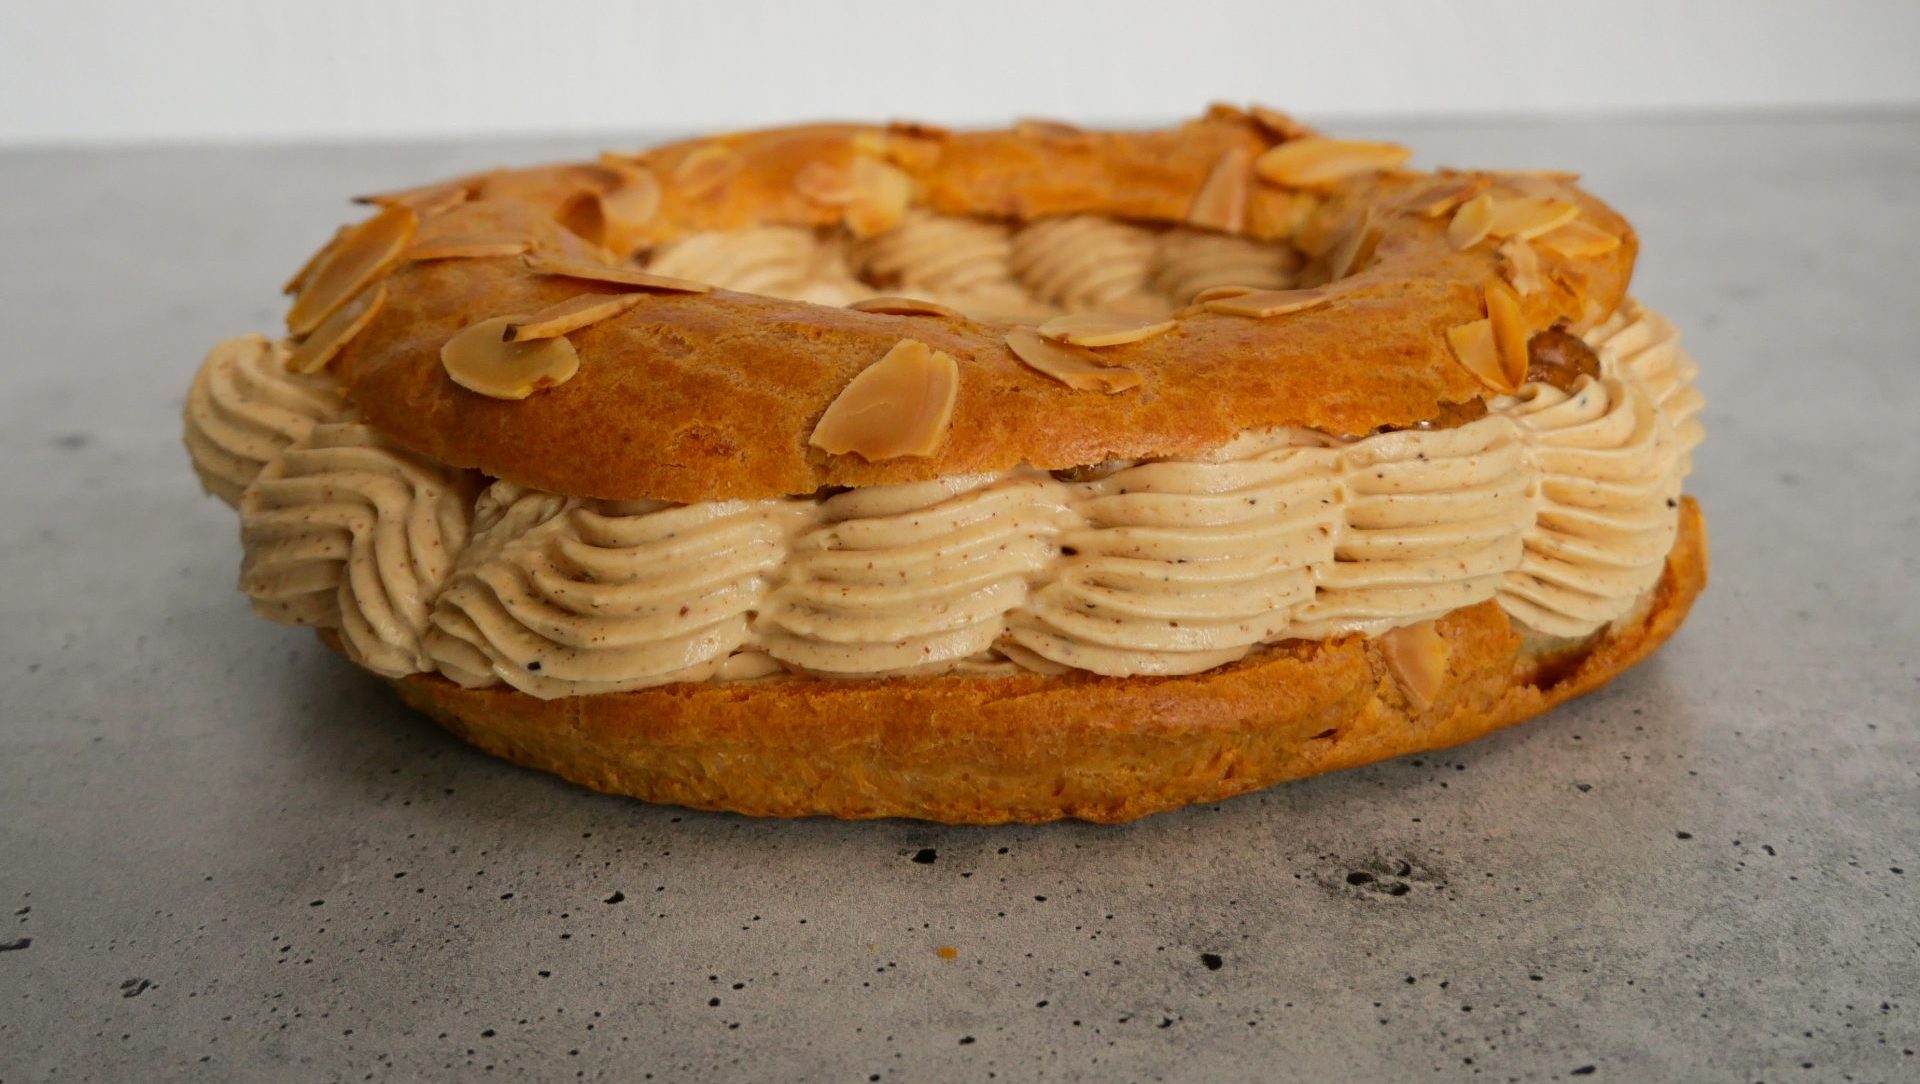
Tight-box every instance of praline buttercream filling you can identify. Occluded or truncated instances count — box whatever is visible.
[185,301,1701,700]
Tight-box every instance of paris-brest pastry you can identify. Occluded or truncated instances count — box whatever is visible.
[184,106,1707,823]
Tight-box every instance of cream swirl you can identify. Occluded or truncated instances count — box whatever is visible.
[1150,230,1301,302]
[1290,415,1536,639]
[1007,215,1161,313]
[1494,375,1682,638]
[183,335,346,506]
[238,422,471,677]
[759,474,1077,676]
[648,225,867,305]
[1006,431,1340,676]
[425,483,810,697]
[1586,299,1705,471]
[849,209,1019,297]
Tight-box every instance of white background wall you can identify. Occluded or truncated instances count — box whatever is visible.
[3,0,1917,145]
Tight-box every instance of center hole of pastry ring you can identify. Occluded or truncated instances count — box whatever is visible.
[615,211,1314,325]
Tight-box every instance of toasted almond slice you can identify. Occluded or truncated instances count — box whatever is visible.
[502,292,648,342]
[522,254,713,294]
[555,189,608,248]
[1446,318,1518,394]
[1493,169,1580,199]
[404,236,531,262]
[353,180,471,218]
[847,296,964,319]
[282,225,349,296]
[1485,197,1581,241]
[794,160,857,206]
[288,281,386,375]
[1189,284,1256,305]
[810,339,960,458]
[1484,282,1530,390]
[1536,219,1622,258]
[1449,193,1496,249]
[672,145,743,198]
[1014,118,1094,146]
[1037,313,1176,348]
[1254,138,1412,188]
[601,167,662,232]
[1381,621,1451,710]
[1496,237,1544,296]
[1405,175,1490,218]
[844,157,914,238]
[1326,212,1381,280]
[1201,286,1332,319]
[442,315,581,400]
[1187,147,1253,233]
[287,204,418,337]
[1005,327,1142,394]
[1249,105,1314,142]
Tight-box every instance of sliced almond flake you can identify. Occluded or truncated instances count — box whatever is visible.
[1036,313,1176,348]
[810,339,961,458]
[352,180,472,218]
[844,157,914,238]
[1484,282,1530,390]
[793,160,857,206]
[1568,294,1609,337]
[888,119,953,141]
[555,189,608,248]
[1005,327,1142,394]
[1201,286,1333,319]
[1535,219,1622,258]
[288,281,386,375]
[1249,105,1314,142]
[286,204,418,337]
[1325,212,1382,280]
[1446,318,1518,394]
[282,225,349,296]
[672,145,743,198]
[1381,621,1450,710]
[1254,138,1412,188]
[1485,197,1581,241]
[600,166,662,233]
[1014,118,1094,146]
[1404,175,1490,218]
[441,315,581,400]
[1449,193,1496,249]
[1496,237,1544,296]
[1187,147,1253,233]
[847,296,965,319]
[502,292,648,342]
[1492,169,1581,199]
[404,236,531,262]
[1190,284,1256,304]
[522,254,713,294]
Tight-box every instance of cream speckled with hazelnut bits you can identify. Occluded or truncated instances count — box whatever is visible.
[185,299,1700,699]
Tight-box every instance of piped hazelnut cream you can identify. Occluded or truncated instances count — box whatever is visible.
[185,301,1701,700]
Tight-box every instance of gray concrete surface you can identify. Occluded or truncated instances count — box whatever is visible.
[1,114,1916,1083]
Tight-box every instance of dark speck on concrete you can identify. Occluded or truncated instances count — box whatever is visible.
[1200,953,1224,971]
[1675,831,1693,840]
[604,891,625,904]
[1,937,33,952]
[308,899,324,907]
[1570,1067,1597,1076]
[119,978,152,999]
[911,848,937,864]
[958,1035,975,1045]
[52,433,91,450]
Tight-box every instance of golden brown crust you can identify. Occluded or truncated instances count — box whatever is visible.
[324,111,1637,503]
[381,499,1705,824]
